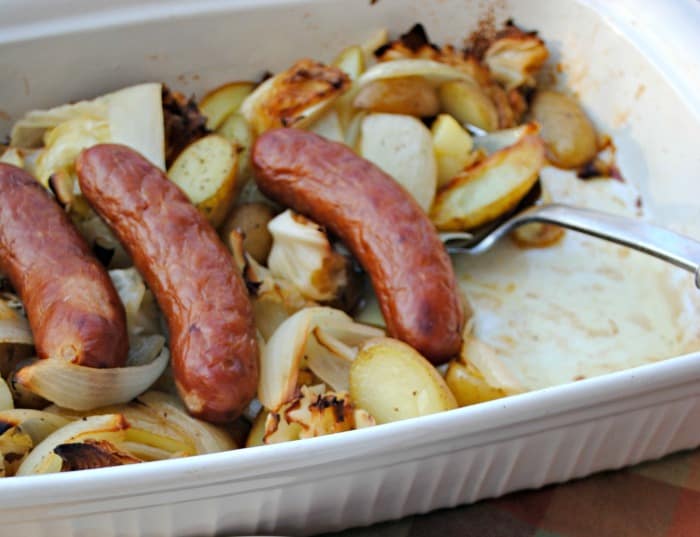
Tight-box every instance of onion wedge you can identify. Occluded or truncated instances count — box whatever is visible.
[14,341,169,411]
[259,307,383,410]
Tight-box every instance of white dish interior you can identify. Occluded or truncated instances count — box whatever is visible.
[0,1,698,535]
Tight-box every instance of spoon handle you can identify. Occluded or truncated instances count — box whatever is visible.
[522,204,700,288]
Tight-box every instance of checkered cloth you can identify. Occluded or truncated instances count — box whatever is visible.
[321,448,700,537]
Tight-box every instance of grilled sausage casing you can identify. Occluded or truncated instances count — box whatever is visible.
[0,163,128,368]
[252,129,464,364]
[76,145,259,422]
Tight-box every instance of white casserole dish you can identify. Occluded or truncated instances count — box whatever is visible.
[0,0,699,535]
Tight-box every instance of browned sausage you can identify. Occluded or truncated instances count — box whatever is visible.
[76,144,258,422]
[0,163,127,368]
[252,129,464,364]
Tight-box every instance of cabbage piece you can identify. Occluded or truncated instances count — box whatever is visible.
[267,210,349,302]
[109,268,160,337]
[263,384,375,444]
[484,28,549,90]
[11,83,164,170]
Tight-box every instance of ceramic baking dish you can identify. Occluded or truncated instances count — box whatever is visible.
[0,0,699,535]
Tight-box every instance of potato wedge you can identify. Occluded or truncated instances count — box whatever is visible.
[245,409,268,448]
[240,59,350,134]
[217,112,254,185]
[511,221,565,248]
[431,113,474,187]
[530,90,598,169]
[350,338,457,424]
[510,180,565,248]
[445,360,508,406]
[199,81,255,130]
[484,31,549,90]
[430,134,545,230]
[333,45,365,81]
[167,134,238,227]
[439,80,499,132]
[354,76,439,117]
[359,113,437,212]
[220,202,275,264]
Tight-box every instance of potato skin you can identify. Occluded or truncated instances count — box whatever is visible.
[530,90,598,169]
[0,163,127,368]
[252,129,464,364]
[76,145,258,422]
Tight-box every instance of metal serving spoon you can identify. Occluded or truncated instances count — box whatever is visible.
[440,203,700,289]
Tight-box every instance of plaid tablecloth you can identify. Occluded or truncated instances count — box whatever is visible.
[321,448,700,537]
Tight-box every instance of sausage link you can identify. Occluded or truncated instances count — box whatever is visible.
[76,144,258,422]
[252,129,464,364]
[0,163,127,368]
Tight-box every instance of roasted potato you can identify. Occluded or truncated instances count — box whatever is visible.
[439,80,499,132]
[240,59,350,134]
[354,76,439,117]
[430,134,545,230]
[245,409,268,447]
[216,112,254,185]
[445,359,508,406]
[349,338,457,424]
[199,81,255,130]
[167,134,238,227]
[510,181,565,248]
[530,90,598,169]
[431,113,474,187]
[511,220,565,248]
[220,202,275,264]
[359,113,437,212]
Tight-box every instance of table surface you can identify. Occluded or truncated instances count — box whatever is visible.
[320,447,700,537]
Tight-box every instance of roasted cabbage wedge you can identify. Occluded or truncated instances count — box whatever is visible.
[484,28,549,90]
[430,132,545,230]
[241,59,350,134]
[263,384,375,444]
